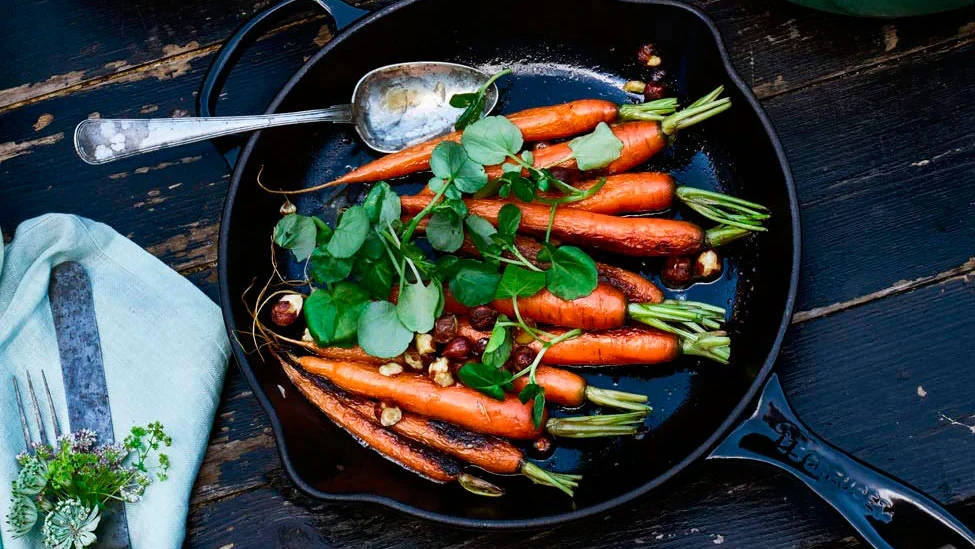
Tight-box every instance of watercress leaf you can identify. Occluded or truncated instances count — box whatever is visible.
[308,246,355,285]
[449,92,478,108]
[536,244,554,263]
[396,280,440,333]
[498,183,511,198]
[495,265,546,299]
[532,389,546,428]
[426,210,464,252]
[501,162,522,174]
[474,179,503,199]
[568,121,624,171]
[432,277,446,318]
[357,230,385,261]
[362,181,400,226]
[546,245,599,300]
[312,217,333,245]
[441,198,468,217]
[518,382,543,404]
[428,176,447,194]
[326,205,369,258]
[520,150,534,165]
[481,334,512,370]
[465,215,499,255]
[497,203,521,239]
[454,96,486,131]
[483,316,509,354]
[450,260,501,307]
[332,281,371,307]
[273,214,318,261]
[510,176,536,202]
[444,185,463,200]
[434,255,462,279]
[429,141,488,193]
[357,301,413,358]
[461,116,523,165]
[303,290,338,346]
[457,362,513,400]
[331,282,370,346]
[356,256,395,300]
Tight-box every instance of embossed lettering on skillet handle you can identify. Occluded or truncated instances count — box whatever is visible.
[708,374,975,549]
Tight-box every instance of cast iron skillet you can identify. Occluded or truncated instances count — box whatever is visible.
[206,0,975,545]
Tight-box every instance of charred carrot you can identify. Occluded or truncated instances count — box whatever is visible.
[315,98,679,188]
[295,355,646,439]
[402,195,748,256]
[278,354,505,496]
[437,282,628,331]
[340,394,582,495]
[480,173,770,230]
[456,318,727,366]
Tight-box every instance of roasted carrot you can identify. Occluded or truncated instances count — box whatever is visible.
[277,355,462,484]
[456,318,681,366]
[437,282,628,331]
[294,354,543,439]
[402,195,727,256]
[339,393,582,495]
[530,172,675,215]
[318,98,680,187]
[294,354,648,438]
[510,368,650,412]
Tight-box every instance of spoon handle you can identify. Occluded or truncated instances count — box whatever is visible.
[74,105,353,165]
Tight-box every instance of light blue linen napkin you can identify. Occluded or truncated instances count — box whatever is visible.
[0,214,231,549]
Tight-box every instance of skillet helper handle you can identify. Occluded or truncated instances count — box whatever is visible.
[708,374,975,549]
[197,0,370,167]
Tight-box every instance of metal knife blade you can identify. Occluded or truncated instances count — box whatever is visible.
[49,261,131,549]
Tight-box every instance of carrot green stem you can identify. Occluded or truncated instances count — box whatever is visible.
[676,187,770,232]
[457,473,505,497]
[704,225,752,248]
[584,386,653,412]
[681,332,731,364]
[545,411,647,438]
[627,300,727,341]
[617,97,679,121]
[520,462,583,497]
[661,86,730,135]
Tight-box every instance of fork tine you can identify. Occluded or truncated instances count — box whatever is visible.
[12,377,33,450]
[41,370,61,439]
[25,372,49,446]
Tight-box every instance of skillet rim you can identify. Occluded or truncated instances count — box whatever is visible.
[216,0,802,529]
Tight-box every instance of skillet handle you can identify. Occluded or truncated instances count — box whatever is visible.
[708,374,975,549]
[196,0,370,167]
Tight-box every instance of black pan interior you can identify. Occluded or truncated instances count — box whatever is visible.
[219,0,797,526]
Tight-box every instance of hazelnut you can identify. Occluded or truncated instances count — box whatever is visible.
[694,250,723,281]
[637,43,662,67]
[623,80,646,94]
[443,337,473,360]
[380,403,402,427]
[404,350,424,370]
[279,199,297,216]
[661,256,693,288]
[532,437,553,455]
[432,314,458,343]
[472,337,489,358]
[415,333,436,355]
[428,357,454,387]
[643,81,668,101]
[512,346,537,369]
[469,306,498,331]
[514,328,535,345]
[270,294,303,327]
[379,363,404,377]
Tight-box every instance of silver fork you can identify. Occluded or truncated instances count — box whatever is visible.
[12,371,62,452]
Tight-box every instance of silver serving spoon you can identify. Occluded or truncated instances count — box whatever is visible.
[74,61,498,165]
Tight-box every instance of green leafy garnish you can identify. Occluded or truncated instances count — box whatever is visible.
[273,214,318,261]
[517,383,547,428]
[308,246,354,285]
[450,260,501,307]
[429,141,488,193]
[456,362,514,400]
[396,280,440,333]
[450,68,511,131]
[567,122,625,171]
[326,205,370,259]
[303,290,338,346]
[362,181,401,226]
[544,245,599,300]
[461,116,524,165]
[357,301,413,358]
[495,265,546,299]
[426,210,464,252]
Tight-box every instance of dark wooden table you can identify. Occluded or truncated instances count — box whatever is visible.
[3,0,974,546]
